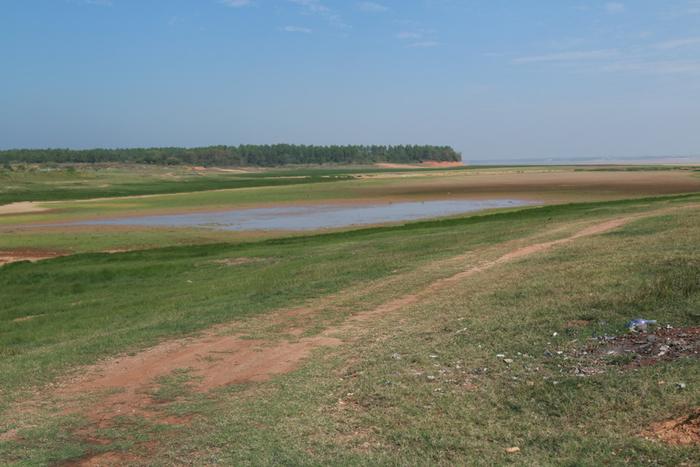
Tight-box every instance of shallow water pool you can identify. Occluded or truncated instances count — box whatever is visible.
[78,199,537,231]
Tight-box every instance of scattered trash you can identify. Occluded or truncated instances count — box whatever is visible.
[496,354,506,358]
[503,358,514,364]
[676,382,687,390]
[552,332,558,337]
[626,318,657,333]
[427,375,436,381]
[391,353,402,360]
[559,326,699,375]
[505,447,521,454]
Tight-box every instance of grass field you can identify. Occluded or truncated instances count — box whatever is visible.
[0,164,361,205]
[0,165,699,465]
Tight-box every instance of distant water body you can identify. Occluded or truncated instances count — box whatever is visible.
[78,199,537,231]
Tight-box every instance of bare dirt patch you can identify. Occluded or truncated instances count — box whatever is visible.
[12,314,46,323]
[60,335,342,426]
[0,248,67,266]
[643,408,700,445]
[587,327,700,369]
[0,202,49,215]
[362,171,700,202]
[59,447,149,467]
[211,257,270,267]
[421,161,465,168]
[0,428,20,442]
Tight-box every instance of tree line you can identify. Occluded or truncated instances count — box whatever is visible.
[0,145,461,167]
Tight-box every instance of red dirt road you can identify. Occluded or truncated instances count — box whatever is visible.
[58,214,641,432]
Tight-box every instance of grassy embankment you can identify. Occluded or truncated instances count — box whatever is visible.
[1,192,699,464]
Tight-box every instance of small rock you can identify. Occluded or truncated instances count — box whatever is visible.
[391,353,402,360]
[552,332,558,337]
[505,447,520,454]
[656,345,670,357]
[676,382,687,390]
[496,354,506,358]
[503,358,514,364]
[427,375,436,381]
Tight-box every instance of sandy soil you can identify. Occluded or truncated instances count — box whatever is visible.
[0,249,67,266]
[0,202,48,215]
[363,171,700,200]
[643,408,700,446]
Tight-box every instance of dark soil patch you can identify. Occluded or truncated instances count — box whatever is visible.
[593,326,700,368]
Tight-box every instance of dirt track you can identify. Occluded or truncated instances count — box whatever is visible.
[7,206,696,465]
[55,214,643,433]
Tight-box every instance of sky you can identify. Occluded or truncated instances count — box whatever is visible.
[1,1,700,161]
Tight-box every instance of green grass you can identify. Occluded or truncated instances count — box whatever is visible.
[147,202,700,465]
[0,165,352,204]
[0,162,476,206]
[0,200,567,400]
[1,194,699,396]
[1,189,699,464]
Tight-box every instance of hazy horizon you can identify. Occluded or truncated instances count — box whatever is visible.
[2,1,699,161]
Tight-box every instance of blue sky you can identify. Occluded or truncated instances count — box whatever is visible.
[1,0,700,161]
